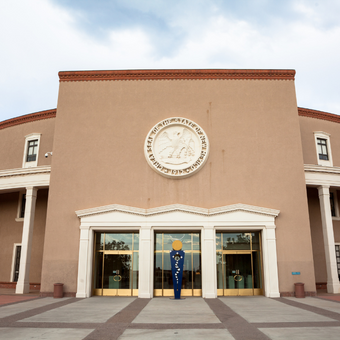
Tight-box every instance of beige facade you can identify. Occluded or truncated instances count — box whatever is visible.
[1,69,340,298]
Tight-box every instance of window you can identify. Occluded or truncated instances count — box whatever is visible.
[317,138,329,160]
[22,133,41,168]
[26,140,38,162]
[330,190,340,219]
[335,244,340,281]
[15,192,26,221]
[19,193,26,218]
[314,132,333,167]
[10,244,21,282]
[330,192,336,217]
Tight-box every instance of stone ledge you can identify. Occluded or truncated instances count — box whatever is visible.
[0,282,40,290]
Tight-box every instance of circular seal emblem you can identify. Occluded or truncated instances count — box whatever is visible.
[144,117,209,178]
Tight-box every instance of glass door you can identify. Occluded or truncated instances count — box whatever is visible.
[224,253,253,296]
[216,232,263,296]
[154,232,201,297]
[93,232,139,296]
[103,253,132,292]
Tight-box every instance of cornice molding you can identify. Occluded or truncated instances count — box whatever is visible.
[0,109,56,130]
[0,166,51,191]
[298,107,340,124]
[59,69,295,82]
[76,203,280,219]
[304,164,340,175]
[0,166,51,179]
[305,164,340,187]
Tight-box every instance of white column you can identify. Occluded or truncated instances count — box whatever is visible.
[76,227,91,298]
[16,187,37,294]
[138,225,152,298]
[318,185,340,294]
[202,224,216,298]
[262,226,280,297]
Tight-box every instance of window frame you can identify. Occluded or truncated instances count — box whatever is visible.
[314,131,333,167]
[22,133,41,168]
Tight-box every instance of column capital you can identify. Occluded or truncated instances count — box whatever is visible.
[25,187,38,197]
[318,185,330,197]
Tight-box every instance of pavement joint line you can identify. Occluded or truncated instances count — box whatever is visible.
[276,297,340,321]
[128,323,225,329]
[205,298,271,340]
[83,298,151,340]
[0,297,81,325]
[251,321,340,328]
[0,321,103,329]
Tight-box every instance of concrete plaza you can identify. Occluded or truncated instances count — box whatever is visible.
[1,291,340,339]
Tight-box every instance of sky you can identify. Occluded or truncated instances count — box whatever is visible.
[1,0,340,122]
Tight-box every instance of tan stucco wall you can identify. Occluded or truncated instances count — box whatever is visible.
[0,118,55,171]
[299,116,340,166]
[41,78,315,294]
[0,189,48,283]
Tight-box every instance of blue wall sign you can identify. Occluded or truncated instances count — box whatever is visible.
[292,272,301,275]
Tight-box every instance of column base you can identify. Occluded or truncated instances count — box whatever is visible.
[76,292,88,298]
[138,292,152,298]
[327,282,340,294]
[15,282,30,294]
[203,293,217,298]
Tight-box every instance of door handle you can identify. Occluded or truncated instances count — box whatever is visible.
[234,275,243,282]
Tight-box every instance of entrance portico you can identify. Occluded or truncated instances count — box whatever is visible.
[305,164,340,294]
[0,166,50,294]
[75,203,280,298]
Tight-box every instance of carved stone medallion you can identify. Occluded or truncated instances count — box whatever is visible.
[144,117,209,178]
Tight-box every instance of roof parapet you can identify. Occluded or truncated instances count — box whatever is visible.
[59,69,296,82]
[0,109,56,130]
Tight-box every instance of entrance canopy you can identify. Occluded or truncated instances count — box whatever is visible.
[75,203,280,298]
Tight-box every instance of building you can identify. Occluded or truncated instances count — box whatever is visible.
[1,69,340,298]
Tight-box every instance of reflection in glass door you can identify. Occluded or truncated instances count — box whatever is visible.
[154,232,201,297]
[93,232,139,296]
[216,232,263,296]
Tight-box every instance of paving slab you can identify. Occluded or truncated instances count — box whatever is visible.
[118,328,235,339]
[0,297,69,319]
[132,298,220,324]
[259,326,340,340]
[2,296,340,340]
[219,296,335,323]
[284,297,340,314]
[19,297,135,323]
[0,327,93,340]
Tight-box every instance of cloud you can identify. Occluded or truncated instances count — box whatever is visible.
[1,0,340,121]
